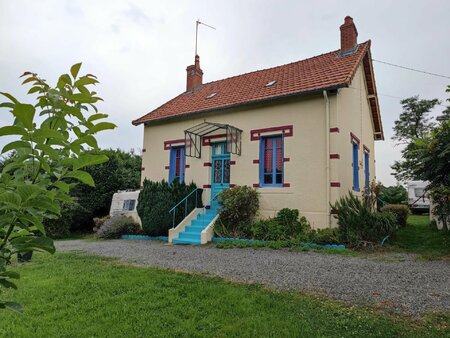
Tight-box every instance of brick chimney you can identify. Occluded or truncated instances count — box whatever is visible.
[186,55,203,91]
[340,16,358,52]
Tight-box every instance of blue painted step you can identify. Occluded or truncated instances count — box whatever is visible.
[172,207,219,245]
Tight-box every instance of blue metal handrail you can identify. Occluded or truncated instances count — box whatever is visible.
[169,188,200,228]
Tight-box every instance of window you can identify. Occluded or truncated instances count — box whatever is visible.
[169,146,185,183]
[414,188,425,198]
[364,151,370,191]
[260,136,283,186]
[122,199,136,211]
[352,142,359,192]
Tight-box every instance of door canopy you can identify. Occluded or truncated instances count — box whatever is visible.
[184,122,242,158]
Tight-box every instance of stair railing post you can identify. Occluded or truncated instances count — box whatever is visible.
[173,209,176,228]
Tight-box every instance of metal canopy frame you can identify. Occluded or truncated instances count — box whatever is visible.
[184,122,242,158]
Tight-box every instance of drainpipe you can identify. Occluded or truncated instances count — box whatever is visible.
[323,90,331,227]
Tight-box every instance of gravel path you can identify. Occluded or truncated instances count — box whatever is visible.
[56,239,450,316]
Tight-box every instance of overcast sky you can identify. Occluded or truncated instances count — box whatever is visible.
[1,0,449,186]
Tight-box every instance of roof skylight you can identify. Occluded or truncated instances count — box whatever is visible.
[206,92,217,99]
[265,80,277,87]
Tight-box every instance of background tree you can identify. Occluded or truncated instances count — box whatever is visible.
[0,63,115,311]
[391,96,439,181]
[380,185,408,205]
[67,148,141,233]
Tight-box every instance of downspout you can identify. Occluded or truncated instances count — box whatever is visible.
[323,90,331,227]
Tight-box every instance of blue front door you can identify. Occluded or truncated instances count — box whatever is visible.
[211,143,230,204]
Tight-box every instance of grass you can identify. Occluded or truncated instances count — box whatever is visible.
[1,253,448,337]
[389,215,450,259]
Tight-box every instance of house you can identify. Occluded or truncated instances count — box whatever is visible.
[133,16,384,244]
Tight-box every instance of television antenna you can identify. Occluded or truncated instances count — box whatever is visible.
[195,19,216,56]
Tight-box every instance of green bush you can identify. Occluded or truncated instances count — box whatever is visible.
[332,192,398,246]
[69,149,142,232]
[216,186,259,238]
[252,219,286,241]
[310,228,340,245]
[44,200,86,239]
[275,208,311,237]
[251,208,311,241]
[94,215,142,239]
[380,204,410,228]
[137,179,200,236]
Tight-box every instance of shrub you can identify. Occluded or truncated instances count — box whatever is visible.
[94,215,141,239]
[310,228,340,245]
[137,179,200,236]
[252,219,286,241]
[275,208,311,237]
[251,209,311,241]
[332,192,398,246]
[44,201,83,239]
[217,186,259,238]
[381,204,410,228]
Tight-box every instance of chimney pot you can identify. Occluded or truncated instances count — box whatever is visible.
[186,54,203,91]
[340,16,358,53]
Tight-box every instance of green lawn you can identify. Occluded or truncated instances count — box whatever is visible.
[390,215,450,259]
[0,253,448,337]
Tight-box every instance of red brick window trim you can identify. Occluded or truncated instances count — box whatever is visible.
[363,145,370,153]
[252,159,260,164]
[164,138,185,150]
[250,125,293,141]
[330,127,340,133]
[350,132,360,148]
[202,133,227,146]
[330,153,340,159]
[330,182,341,187]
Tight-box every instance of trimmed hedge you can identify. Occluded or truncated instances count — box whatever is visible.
[137,179,201,236]
[380,204,410,228]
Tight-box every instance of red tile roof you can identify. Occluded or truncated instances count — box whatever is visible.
[133,40,383,139]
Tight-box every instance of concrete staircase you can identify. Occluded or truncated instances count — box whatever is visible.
[172,206,219,245]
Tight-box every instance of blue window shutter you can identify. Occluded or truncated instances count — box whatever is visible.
[364,152,369,191]
[169,146,186,183]
[352,143,359,191]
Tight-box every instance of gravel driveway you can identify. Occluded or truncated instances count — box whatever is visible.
[56,239,450,316]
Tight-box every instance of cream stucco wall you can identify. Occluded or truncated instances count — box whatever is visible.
[334,65,376,201]
[140,65,379,229]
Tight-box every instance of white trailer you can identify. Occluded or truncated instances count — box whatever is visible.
[407,181,430,214]
[109,190,141,225]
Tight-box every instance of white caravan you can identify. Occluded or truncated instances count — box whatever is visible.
[109,190,141,225]
[407,181,430,213]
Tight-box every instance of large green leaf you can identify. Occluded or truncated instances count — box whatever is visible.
[57,74,72,88]
[0,191,22,208]
[0,279,17,289]
[87,113,108,123]
[70,93,96,104]
[74,77,99,87]
[0,126,27,137]
[12,103,35,129]
[63,170,95,186]
[33,128,65,141]
[0,91,19,104]
[89,122,116,134]
[73,153,108,170]
[10,236,55,254]
[70,62,82,79]
[52,180,70,193]
[1,140,31,154]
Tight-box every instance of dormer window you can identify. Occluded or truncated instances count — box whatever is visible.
[265,80,277,87]
[206,92,217,99]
